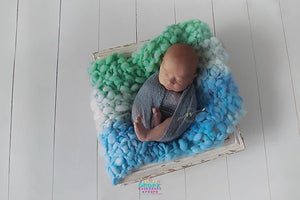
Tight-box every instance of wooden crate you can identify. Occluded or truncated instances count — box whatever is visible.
[92,42,245,186]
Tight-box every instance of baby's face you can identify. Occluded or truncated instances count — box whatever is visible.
[158,58,197,92]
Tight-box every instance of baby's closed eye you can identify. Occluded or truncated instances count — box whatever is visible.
[176,79,184,84]
[174,79,185,86]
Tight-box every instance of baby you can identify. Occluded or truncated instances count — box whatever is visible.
[132,43,199,142]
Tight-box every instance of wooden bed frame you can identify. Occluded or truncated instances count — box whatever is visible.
[92,42,245,186]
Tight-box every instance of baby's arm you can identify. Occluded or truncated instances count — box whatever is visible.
[148,117,171,141]
[134,115,171,142]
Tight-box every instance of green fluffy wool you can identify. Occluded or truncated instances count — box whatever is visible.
[88,19,212,101]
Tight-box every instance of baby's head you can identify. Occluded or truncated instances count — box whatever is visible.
[158,43,199,92]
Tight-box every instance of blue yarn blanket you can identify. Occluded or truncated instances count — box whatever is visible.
[88,19,246,185]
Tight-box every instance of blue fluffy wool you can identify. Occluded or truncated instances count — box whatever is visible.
[96,57,245,185]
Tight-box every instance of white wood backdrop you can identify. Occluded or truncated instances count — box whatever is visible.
[0,0,299,200]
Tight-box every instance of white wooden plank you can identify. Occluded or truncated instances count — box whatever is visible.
[175,0,214,32]
[213,0,271,199]
[279,0,300,135]
[187,158,230,200]
[137,0,174,41]
[99,0,136,51]
[98,0,139,199]
[137,1,186,199]
[8,0,60,199]
[175,1,231,200]
[52,0,98,200]
[247,0,300,199]
[0,1,18,200]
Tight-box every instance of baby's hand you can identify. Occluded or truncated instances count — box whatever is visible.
[134,115,149,142]
[152,107,162,127]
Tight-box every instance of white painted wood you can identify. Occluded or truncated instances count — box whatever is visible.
[8,0,60,200]
[137,0,175,42]
[175,0,214,33]
[137,1,186,199]
[52,0,98,200]
[247,0,300,199]
[213,0,271,200]
[93,40,148,61]
[99,0,136,51]
[174,1,231,200]
[279,0,300,135]
[98,0,139,199]
[0,1,17,200]
[186,158,231,200]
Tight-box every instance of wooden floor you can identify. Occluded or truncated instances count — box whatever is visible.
[1,0,299,199]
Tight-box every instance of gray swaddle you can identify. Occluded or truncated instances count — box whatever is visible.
[131,71,197,142]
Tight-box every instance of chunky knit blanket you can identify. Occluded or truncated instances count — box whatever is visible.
[88,19,246,185]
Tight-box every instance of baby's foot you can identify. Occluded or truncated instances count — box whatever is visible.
[134,115,150,142]
[152,107,162,127]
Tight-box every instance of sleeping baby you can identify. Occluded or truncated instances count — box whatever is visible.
[131,43,199,142]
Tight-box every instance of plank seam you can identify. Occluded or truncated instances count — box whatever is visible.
[173,0,177,24]
[245,1,272,200]
[184,169,187,200]
[135,1,139,200]
[96,140,99,200]
[98,0,102,51]
[135,0,138,43]
[278,0,300,136]
[226,156,232,200]
[97,0,101,51]
[97,1,100,199]
[8,0,20,199]
[51,0,62,199]
[211,0,216,36]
